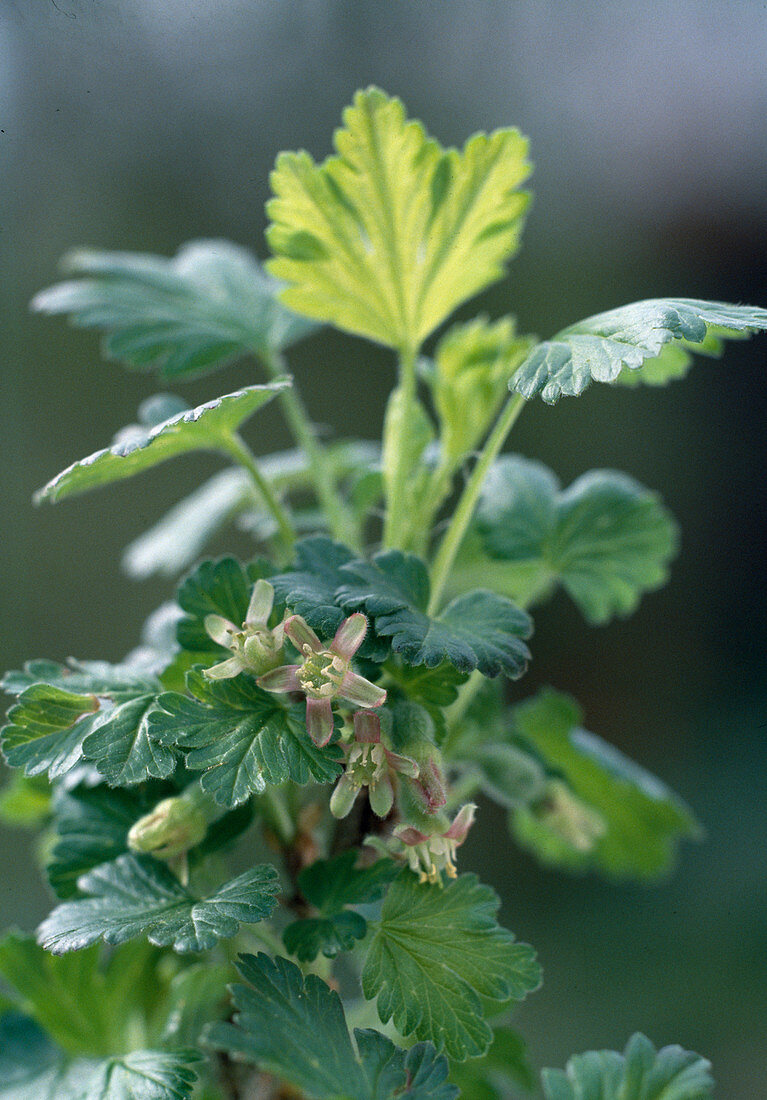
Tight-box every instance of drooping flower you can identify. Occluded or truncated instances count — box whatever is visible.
[371,804,477,884]
[330,710,419,819]
[202,579,285,680]
[257,613,386,747]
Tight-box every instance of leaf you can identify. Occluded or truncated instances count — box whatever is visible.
[157,963,232,1048]
[83,1050,202,1100]
[149,671,343,807]
[541,1032,714,1100]
[32,239,317,379]
[206,952,457,1100]
[381,387,435,550]
[267,87,531,350]
[0,773,51,826]
[450,1026,536,1098]
[512,298,767,403]
[1,686,101,780]
[37,853,280,954]
[431,316,533,470]
[47,784,154,898]
[82,696,176,787]
[35,381,289,504]
[510,689,701,879]
[2,658,161,702]
[337,550,532,677]
[474,456,678,624]
[362,871,541,1061]
[0,934,159,1057]
[283,852,397,962]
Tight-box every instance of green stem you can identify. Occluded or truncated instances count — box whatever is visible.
[220,431,296,558]
[444,771,482,812]
[427,393,526,614]
[443,670,485,740]
[257,786,296,846]
[382,344,418,549]
[261,348,362,550]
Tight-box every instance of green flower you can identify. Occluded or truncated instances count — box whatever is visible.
[203,579,284,679]
[330,710,418,819]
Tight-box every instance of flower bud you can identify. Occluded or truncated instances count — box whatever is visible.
[128,796,208,861]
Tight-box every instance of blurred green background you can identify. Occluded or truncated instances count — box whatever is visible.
[2,2,766,1095]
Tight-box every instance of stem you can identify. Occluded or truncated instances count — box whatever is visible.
[428,393,526,614]
[220,432,296,558]
[444,771,482,812]
[382,344,418,548]
[443,669,485,741]
[261,348,361,550]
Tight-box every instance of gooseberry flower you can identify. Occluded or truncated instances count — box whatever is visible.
[534,780,606,853]
[393,803,477,884]
[257,613,386,747]
[330,710,419,819]
[203,579,284,680]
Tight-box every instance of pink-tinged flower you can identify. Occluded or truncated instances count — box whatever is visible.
[390,804,477,884]
[330,711,419,819]
[257,613,386,747]
[203,580,284,680]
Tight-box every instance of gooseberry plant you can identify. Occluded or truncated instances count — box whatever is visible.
[1,88,764,1100]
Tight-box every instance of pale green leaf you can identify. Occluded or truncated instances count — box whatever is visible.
[541,1032,714,1100]
[511,689,701,879]
[267,87,531,350]
[1,686,101,780]
[381,387,435,549]
[37,853,279,954]
[206,952,457,1100]
[35,381,289,504]
[362,871,541,1060]
[32,239,316,379]
[473,456,678,624]
[513,298,767,403]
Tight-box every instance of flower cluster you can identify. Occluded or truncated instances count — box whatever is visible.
[330,710,418,819]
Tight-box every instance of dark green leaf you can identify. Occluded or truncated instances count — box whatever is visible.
[541,1032,714,1100]
[206,952,457,1099]
[513,298,767,403]
[511,689,701,879]
[362,871,541,1060]
[175,557,266,658]
[1,686,101,780]
[337,550,531,677]
[32,239,316,379]
[474,456,678,624]
[35,382,288,504]
[283,852,397,961]
[82,696,176,787]
[148,671,343,807]
[37,853,279,954]
[271,535,357,638]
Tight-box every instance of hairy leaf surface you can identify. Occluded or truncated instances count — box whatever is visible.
[513,298,767,402]
[207,952,457,1099]
[35,382,289,504]
[32,240,316,379]
[474,456,677,624]
[541,1032,714,1099]
[37,854,279,954]
[511,689,701,879]
[267,87,531,349]
[149,671,343,806]
[362,871,540,1060]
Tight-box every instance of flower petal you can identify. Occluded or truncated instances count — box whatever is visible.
[245,579,275,628]
[444,803,477,843]
[329,773,358,819]
[306,697,334,747]
[384,749,419,778]
[284,614,323,654]
[339,671,386,709]
[204,614,237,648]
[202,656,245,680]
[257,664,301,693]
[330,613,368,660]
[393,824,429,846]
[368,775,395,818]
[353,709,381,744]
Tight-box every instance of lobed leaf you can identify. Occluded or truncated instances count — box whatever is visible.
[35,381,289,504]
[32,239,316,379]
[337,550,532,677]
[362,870,541,1061]
[513,298,767,403]
[81,695,176,787]
[206,952,457,1099]
[541,1032,714,1100]
[511,689,701,879]
[37,853,280,954]
[1,658,161,702]
[1,686,101,781]
[267,87,531,350]
[148,671,343,807]
[473,456,678,624]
